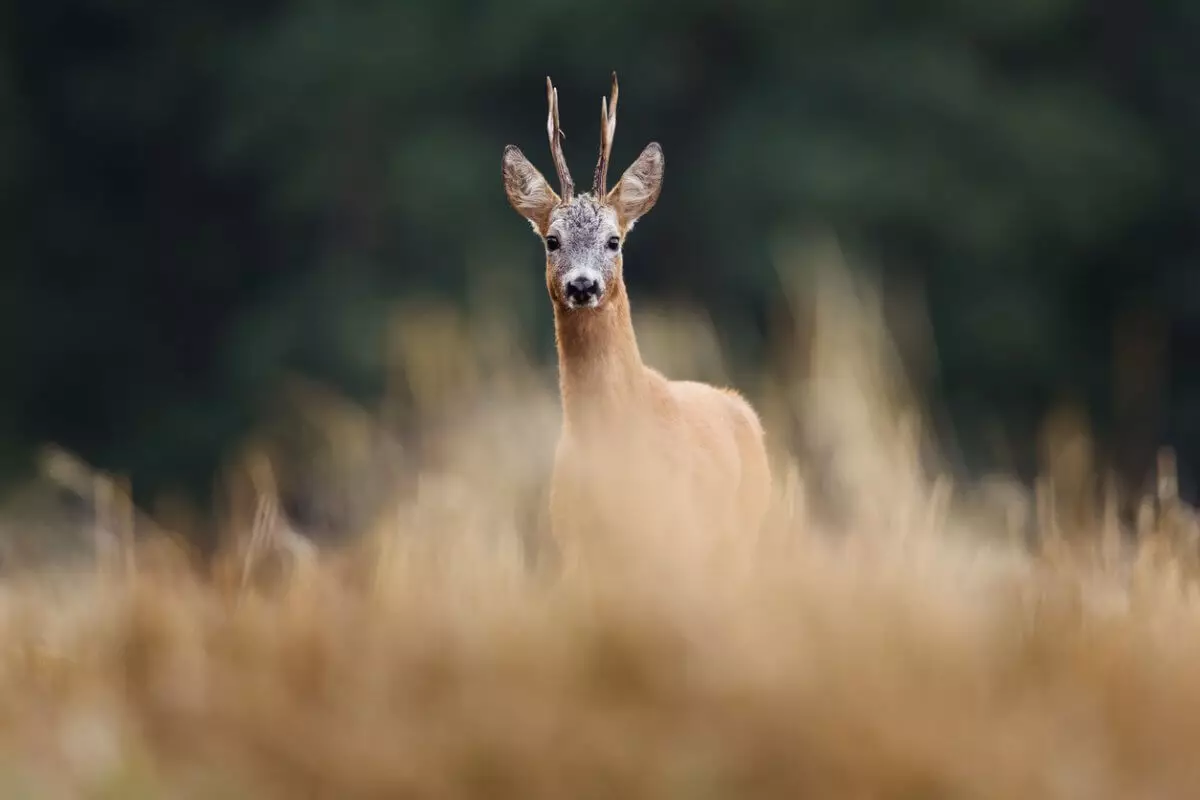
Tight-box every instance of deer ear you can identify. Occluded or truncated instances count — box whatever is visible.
[606,142,664,231]
[503,145,559,234]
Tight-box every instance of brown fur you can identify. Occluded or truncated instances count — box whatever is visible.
[503,76,772,567]
[549,283,770,558]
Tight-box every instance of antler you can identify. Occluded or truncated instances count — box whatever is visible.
[546,76,574,203]
[592,72,619,197]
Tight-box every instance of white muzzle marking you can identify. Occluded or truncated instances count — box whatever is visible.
[562,268,605,309]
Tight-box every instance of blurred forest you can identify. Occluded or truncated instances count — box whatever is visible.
[1,0,1198,523]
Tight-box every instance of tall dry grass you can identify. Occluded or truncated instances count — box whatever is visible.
[0,252,1198,798]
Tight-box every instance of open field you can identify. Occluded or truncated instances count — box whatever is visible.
[1,263,1197,799]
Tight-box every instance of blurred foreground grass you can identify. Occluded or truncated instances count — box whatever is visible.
[0,255,1198,798]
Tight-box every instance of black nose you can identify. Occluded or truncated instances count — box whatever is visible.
[565,276,601,304]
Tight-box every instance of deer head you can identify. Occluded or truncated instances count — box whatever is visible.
[503,73,664,311]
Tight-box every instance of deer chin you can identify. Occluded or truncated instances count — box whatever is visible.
[563,295,603,311]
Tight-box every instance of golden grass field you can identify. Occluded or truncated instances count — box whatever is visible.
[1,259,1198,799]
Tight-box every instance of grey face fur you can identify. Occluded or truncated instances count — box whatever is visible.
[502,142,665,311]
[545,196,622,309]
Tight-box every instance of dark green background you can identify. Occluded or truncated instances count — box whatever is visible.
[2,0,1197,520]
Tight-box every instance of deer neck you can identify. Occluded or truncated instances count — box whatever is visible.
[553,282,646,432]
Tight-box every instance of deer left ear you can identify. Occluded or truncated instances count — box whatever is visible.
[606,142,664,231]
[503,145,560,235]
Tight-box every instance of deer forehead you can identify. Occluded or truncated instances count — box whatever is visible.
[548,197,619,240]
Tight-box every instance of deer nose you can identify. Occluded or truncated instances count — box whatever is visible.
[565,275,601,305]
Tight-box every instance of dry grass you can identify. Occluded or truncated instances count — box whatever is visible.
[1,256,1199,799]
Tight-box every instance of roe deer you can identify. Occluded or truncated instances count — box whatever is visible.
[501,73,771,569]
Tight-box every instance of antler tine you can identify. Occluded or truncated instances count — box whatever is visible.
[546,76,574,203]
[593,71,619,197]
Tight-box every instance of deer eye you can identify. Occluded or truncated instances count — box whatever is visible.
[546,235,560,251]
[607,236,620,251]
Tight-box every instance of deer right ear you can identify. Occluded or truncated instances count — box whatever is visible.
[607,142,664,232]
[503,145,559,235]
